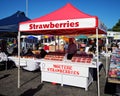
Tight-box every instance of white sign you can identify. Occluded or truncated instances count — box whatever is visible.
[40,62,89,77]
[19,18,96,31]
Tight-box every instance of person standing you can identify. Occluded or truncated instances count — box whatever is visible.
[67,38,77,60]
[64,42,68,53]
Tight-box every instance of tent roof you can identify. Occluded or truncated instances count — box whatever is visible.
[19,3,107,35]
[0,11,30,32]
[21,3,95,24]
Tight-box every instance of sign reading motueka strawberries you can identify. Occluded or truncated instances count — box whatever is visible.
[47,64,80,75]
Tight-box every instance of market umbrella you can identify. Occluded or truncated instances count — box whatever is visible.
[27,35,38,39]
[75,35,88,40]
[62,36,69,42]
[26,35,38,43]
[61,35,76,42]
[44,35,53,38]
[88,34,106,38]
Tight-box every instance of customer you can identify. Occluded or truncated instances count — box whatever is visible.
[67,38,77,60]
[24,48,33,56]
[43,44,49,53]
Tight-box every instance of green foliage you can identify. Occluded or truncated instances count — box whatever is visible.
[112,19,120,32]
[108,28,112,31]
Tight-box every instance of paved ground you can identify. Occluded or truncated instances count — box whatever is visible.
[0,58,119,96]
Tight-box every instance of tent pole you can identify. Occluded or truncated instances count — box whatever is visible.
[26,0,28,16]
[55,35,56,51]
[106,37,108,77]
[18,31,21,88]
[58,36,60,50]
[96,27,100,96]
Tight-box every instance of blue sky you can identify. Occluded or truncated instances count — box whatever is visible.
[0,0,120,29]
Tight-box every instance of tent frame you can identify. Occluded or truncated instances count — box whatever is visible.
[17,3,107,96]
[18,27,103,96]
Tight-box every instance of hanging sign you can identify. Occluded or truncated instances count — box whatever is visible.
[19,18,96,31]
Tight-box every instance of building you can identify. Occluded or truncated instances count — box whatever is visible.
[107,31,120,39]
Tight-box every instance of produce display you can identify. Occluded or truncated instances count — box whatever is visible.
[13,55,36,59]
[108,50,120,80]
[71,54,93,63]
[44,52,93,63]
[44,52,65,61]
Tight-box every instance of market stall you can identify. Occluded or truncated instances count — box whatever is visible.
[108,49,120,84]
[18,3,107,96]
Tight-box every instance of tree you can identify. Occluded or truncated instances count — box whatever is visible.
[107,28,112,31]
[112,19,120,32]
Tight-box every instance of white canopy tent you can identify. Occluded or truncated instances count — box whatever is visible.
[18,3,107,96]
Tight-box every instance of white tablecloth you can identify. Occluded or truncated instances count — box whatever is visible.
[0,52,8,62]
[8,56,40,71]
[38,59,102,90]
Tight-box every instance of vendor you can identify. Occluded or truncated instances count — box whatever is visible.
[67,38,77,60]
[40,49,47,58]
[112,43,119,53]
